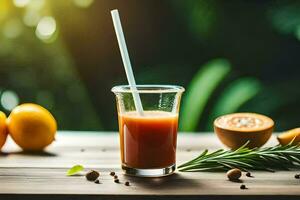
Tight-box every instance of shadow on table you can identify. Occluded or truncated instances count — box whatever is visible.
[0,150,57,157]
[124,173,202,190]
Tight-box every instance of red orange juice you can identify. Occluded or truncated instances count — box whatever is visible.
[118,111,178,169]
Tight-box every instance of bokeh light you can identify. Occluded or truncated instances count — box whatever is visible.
[23,9,40,27]
[13,0,30,8]
[27,0,45,10]
[35,16,57,42]
[73,0,94,8]
[24,0,45,27]
[1,90,19,111]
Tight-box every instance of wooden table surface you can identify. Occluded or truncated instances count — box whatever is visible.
[0,131,299,200]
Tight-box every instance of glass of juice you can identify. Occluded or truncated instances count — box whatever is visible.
[112,85,184,177]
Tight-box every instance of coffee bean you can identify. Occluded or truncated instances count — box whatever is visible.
[110,172,115,176]
[114,179,120,183]
[246,172,253,177]
[240,184,247,190]
[85,170,100,181]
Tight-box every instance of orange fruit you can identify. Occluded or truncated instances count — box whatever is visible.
[0,111,8,150]
[7,103,57,151]
[277,128,300,146]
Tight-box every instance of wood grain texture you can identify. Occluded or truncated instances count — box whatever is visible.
[0,131,299,200]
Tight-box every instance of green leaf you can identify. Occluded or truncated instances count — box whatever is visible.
[180,58,231,132]
[206,77,261,130]
[66,165,84,176]
[178,143,300,172]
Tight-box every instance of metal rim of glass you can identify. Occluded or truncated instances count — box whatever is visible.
[111,85,185,94]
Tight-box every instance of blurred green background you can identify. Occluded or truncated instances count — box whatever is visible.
[0,0,300,132]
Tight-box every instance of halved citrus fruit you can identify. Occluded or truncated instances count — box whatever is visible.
[214,113,274,149]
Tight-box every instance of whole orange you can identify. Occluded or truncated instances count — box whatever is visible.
[7,103,57,151]
[0,111,8,150]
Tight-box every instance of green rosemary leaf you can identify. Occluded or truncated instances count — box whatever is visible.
[178,144,300,172]
[178,149,209,168]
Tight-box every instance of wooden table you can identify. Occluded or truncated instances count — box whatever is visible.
[0,131,299,200]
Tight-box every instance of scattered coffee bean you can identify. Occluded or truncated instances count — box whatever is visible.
[114,175,118,179]
[114,179,120,183]
[94,179,100,184]
[125,181,130,186]
[295,174,300,179]
[110,172,115,176]
[227,168,242,181]
[240,184,247,190]
[80,148,85,152]
[86,170,100,181]
[246,172,253,177]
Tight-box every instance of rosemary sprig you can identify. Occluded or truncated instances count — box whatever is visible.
[178,143,300,172]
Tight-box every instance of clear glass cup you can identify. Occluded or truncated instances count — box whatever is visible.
[112,85,185,177]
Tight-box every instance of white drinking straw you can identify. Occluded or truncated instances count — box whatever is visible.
[111,9,144,116]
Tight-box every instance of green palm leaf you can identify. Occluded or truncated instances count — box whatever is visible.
[180,58,231,132]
